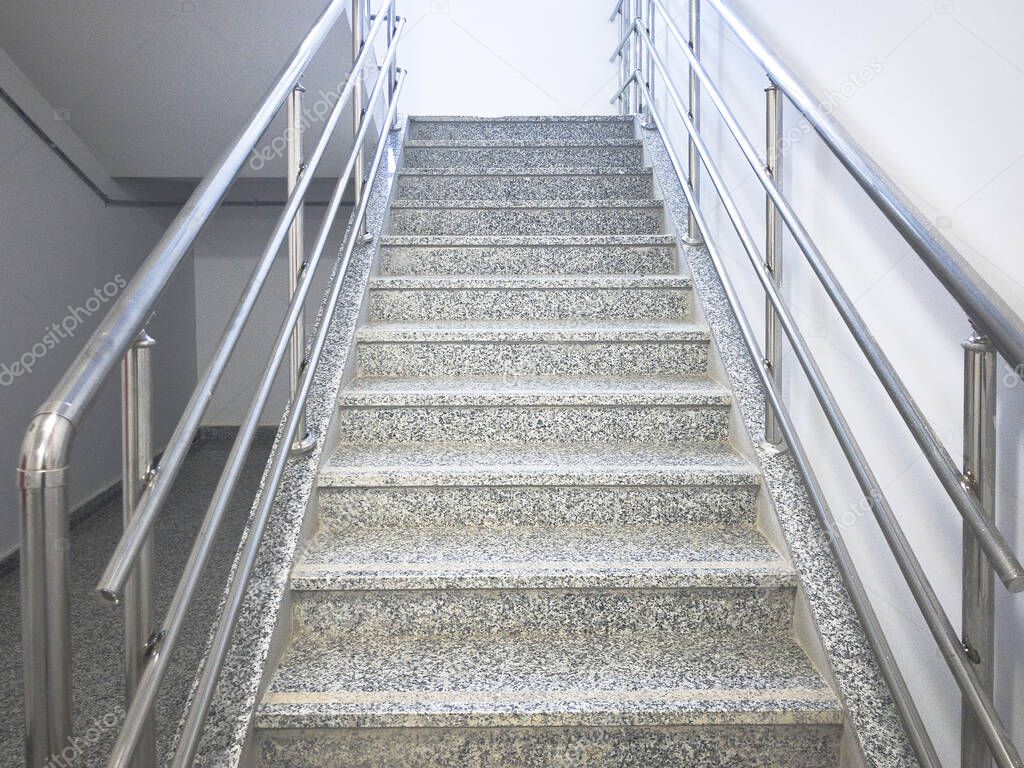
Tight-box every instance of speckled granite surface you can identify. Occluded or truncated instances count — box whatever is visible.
[379,234,679,275]
[241,116,854,767]
[181,123,409,768]
[641,127,920,766]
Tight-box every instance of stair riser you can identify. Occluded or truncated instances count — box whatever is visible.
[291,587,794,642]
[368,286,690,321]
[335,405,730,445]
[403,145,644,168]
[258,725,840,768]
[356,340,709,377]
[388,206,663,236]
[396,173,652,200]
[407,120,636,141]
[380,244,677,276]
[318,485,760,529]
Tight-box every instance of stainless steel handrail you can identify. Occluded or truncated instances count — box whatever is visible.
[101,26,404,768]
[96,1,396,604]
[610,2,1023,766]
[632,81,943,768]
[645,0,1023,592]
[17,1,403,766]
[703,0,1024,375]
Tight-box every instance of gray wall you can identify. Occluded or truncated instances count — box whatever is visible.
[0,94,198,560]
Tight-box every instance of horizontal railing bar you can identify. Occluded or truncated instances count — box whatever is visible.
[641,91,942,768]
[703,0,1024,375]
[168,69,407,768]
[610,68,639,105]
[644,5,1024,591]
[635,72,1022,768]
[610,17,640,62]
[28,0,350,431]
[101,30,403,768]
[95,1,396,603]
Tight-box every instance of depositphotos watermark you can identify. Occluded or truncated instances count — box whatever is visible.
[44,708,123,768]
[0,274,127,387]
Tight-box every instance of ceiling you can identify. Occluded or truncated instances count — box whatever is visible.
[0,0,362,177]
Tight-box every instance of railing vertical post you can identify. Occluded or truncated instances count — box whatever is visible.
[962,325,996,768]
[387,1,399,130]
[19,416,73,768]
[618,4,630,114]
[287,83,316,454]
[121,329,157,768]
[683,0,703,245]
[764,81,784,447]
[641,0,656,129]
[352,0,372,242]
[630,0,643,113]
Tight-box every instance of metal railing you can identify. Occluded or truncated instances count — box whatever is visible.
[16,1,404,766]
[610,2,1024,768]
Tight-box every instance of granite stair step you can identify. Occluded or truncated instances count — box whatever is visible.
[319,441,757,489]
[288,523,796,640]
[388,198,663,236]
[255,632,842,767]
[335,374,730,445]
[367,274,692,321]
[292,523,791,593]
[396,166,653,200]
[354,320,711,377]
[406,115,636,142]
[402,138,644,168]
[378,234,678,276]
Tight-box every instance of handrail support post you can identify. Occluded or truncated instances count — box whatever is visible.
[763,81,785,449]
[641,0,656,129]
[962,325,996,768]
[387,3,400,130]
[19,412,74,768]
[353,0,373,243]
[682,0,703,245]
[121,329,157,768]
[287,82,316,454]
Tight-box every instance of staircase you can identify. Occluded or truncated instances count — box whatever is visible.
[253,116,844,766]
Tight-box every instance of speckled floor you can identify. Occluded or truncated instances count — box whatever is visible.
[0,434,273,767]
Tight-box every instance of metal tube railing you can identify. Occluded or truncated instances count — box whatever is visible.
[96,1,396,604]
[170,70,405,768]
[616,1,1024,762]
[702,0,1024,374]
[645,0,1024,592]
[637,86,942,768]
[18,1,403,765]
[100,21,404,768]
[630,67,1021,768]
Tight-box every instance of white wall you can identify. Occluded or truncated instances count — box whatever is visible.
[192,205,351,426]
[0,59,198,559]
[397,0,618,116]
[652,0,1024,763]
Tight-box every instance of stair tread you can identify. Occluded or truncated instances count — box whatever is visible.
[337,374,729,407]
[399,166,652,176]
[369,274,690,290]
[257,631,841,729]
[320,442,757,488]
[380,234,677,246]
[405,138,644,148]
[390,198,661,209]
[356,319,710,343]
[292,523,793,591]
[409,115,635,123]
